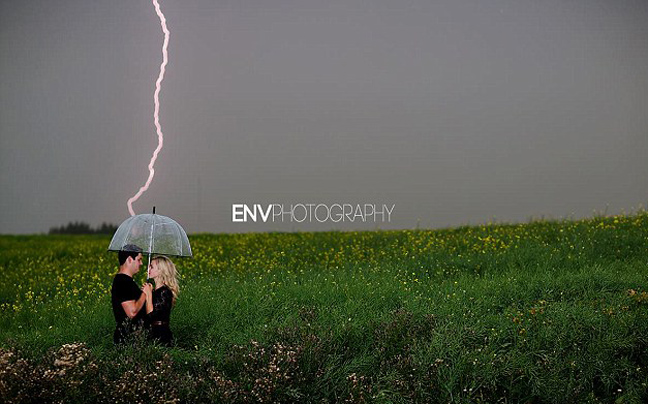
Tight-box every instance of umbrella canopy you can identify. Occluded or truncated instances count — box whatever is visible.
[108,213,192,258]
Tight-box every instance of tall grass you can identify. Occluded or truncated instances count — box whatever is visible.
[1,214,648,402]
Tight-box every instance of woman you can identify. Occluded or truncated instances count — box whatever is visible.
[143,255,179,346]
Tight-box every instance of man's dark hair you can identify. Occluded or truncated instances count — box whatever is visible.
[118,244,143,266]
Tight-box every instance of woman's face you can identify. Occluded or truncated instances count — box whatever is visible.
[149,260,160,279]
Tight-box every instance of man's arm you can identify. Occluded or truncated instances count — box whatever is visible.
[121,292,146,319]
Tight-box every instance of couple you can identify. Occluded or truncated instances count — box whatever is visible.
[111,244,179,346]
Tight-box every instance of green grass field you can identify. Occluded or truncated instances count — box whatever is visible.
[2,213,648,403]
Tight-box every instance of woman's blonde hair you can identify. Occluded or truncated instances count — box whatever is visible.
[152,255,179,305]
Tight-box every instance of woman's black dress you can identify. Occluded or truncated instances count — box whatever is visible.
[147,285,174,346]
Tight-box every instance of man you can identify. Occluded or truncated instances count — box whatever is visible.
[111,244,152,344]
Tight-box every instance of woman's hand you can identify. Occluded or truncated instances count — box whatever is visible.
[142,283,153,299]
[143,283,154,315]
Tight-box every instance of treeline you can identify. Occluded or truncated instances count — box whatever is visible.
[49,221,117,235]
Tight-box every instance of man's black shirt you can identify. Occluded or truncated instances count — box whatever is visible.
[111,273,145,344]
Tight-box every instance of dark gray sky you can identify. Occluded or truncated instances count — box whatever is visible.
[1,0,647,234]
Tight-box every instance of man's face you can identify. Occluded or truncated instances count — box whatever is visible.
[131,253,143,273]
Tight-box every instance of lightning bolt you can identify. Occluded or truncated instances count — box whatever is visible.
[127,0,170,216]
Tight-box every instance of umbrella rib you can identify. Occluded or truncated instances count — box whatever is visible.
[122,217,138,251]
[149,215,155,255]
[175,223,181,255]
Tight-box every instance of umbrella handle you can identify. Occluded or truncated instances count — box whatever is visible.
[146,251,155,287]
[147,253,152,282]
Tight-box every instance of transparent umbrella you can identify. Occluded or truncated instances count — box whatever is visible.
[108,208,192,277]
